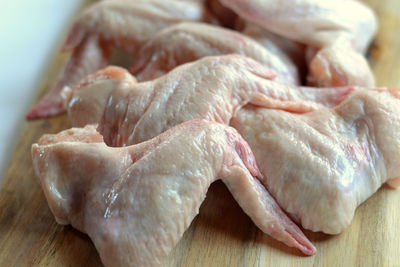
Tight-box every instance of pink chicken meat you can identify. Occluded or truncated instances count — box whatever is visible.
[32,120,316,267]
[220,0,377,87]
[220,0,376,51]
[64,55,354,146]
[26,0,213,119]
[231,89,400,234]
[65,53,400,235]
[130,22,300,84]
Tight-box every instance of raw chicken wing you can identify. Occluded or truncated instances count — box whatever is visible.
[220,0,377,51]
[220,0,377,87]
[231,89,400,234]
[27,0,213,119]
[130,22,300,84]
[32,120,316,267]
[64,55,354,146]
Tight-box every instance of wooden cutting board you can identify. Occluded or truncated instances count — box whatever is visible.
[0,0,399,266]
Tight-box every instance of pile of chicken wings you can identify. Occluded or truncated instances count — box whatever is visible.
[30,1,400,266]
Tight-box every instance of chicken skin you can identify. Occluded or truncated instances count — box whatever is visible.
[220,0,377,87]
[64,55,353,146]
[26,0,213,119]
[231,89,400,234]
[32,120,316,267]
[130,22,300,84]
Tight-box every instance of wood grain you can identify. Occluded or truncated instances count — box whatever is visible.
[0,1,399,266]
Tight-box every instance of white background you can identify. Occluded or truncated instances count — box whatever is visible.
[0,0,81,182]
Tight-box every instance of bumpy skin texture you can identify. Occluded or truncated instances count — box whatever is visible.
[221,0,377,87]
[27,0,213,119]
[231,89,400,234]
[64,55,354,146]
[32,120,316,267]
[130,22,300,85]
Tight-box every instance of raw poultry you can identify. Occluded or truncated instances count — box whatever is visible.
[32,120,316,267]
[219,0,376,87]
[130,22,300,84]
[64,56,353,146]
[62,53,400,235]
[220,0,377,51]
[26,0,214,119]
[26,0,398,266]
[231,89,400,233]
[26,0,377,119]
